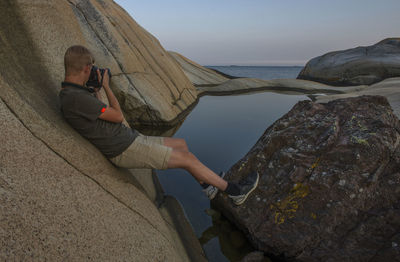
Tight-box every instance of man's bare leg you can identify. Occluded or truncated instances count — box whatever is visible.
[164,137,189,152]
[166,149,228,191]
[164,137,209,185]
[162,138,260,205]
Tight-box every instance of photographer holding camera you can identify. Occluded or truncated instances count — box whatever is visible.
[59,45,258,205]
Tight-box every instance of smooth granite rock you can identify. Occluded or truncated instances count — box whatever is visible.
[298,38,400,86]
[5,0,197,127]
[0,93,190,261]
[169,51,229,86]
[213,96,400,261]
[197,77,367,97]
[0,0,205,261]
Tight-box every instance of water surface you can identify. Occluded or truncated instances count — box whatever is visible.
[156,92,310,261]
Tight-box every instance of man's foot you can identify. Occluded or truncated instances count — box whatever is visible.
[228,171,259,205]
[202,172,226,200]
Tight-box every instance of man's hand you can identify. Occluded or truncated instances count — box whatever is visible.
[93,87,101,99]
[97,68,110,88]
[96,67,123,123]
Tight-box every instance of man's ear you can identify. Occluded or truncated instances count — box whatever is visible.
[83,64,91,75]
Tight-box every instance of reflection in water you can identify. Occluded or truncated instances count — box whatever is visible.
[199,208,254,261]
[136,121,184,137]
[134,96,199,137]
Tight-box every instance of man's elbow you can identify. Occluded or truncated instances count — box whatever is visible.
[98,107,124,123]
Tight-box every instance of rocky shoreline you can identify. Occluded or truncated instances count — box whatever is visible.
[170,46,400,120]
[1,0,399,261]
[170,37,400,261]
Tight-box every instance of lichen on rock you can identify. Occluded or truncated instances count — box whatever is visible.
[213,95,400,261]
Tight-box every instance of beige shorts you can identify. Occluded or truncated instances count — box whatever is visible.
[109,134,172,170]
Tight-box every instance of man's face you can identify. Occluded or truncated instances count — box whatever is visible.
[85,64,93,83]
[85,63,102,92]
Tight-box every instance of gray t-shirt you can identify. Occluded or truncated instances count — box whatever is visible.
[59,84,138,158]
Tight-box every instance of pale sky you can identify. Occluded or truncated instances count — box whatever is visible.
[114,0,399,66]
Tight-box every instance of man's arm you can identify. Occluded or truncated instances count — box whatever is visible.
[97,69,124,123]
[94,90,101,100]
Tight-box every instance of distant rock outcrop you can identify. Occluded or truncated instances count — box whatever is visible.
[298,38,400,86]
[0,0,205,261]
[213,96,400,261]
[169,51,229,86]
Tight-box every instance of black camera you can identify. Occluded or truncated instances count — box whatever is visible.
[86,65,112,88]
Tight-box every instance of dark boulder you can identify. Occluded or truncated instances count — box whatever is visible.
[213,95,400,261]
[297,38,400,86]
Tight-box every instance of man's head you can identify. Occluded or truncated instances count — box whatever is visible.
[64,45,94,83]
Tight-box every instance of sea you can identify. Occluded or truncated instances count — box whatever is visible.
[154,66,306,262]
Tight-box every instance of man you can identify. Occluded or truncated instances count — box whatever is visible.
[59,45,258,205]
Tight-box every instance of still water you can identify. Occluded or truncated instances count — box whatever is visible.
[157,91,309,261]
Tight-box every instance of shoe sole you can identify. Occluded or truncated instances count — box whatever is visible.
[206,172,227,200]
[208,189,218,200]
[234,172,259,205]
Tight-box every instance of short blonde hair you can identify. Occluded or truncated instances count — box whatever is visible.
[64,45,94,76]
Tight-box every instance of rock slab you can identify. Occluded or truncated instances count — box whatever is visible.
[169,51,229,86]
[213,96,400,261]
[298,38,400,86]
[3,0,197,127]
[0,0,203,260]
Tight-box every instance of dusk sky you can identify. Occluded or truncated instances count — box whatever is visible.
[115,0,399,66]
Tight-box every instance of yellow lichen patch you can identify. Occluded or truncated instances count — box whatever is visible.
[274,212,285,225]
[292,183,310,198]
[351,136,369,146]
[271,183,310,225]
[310,212,317,220]
[357,120,368,131]
[310,158,320,170]
[307,157,320,174]
[238,160,248,172]
[350,115,368,131]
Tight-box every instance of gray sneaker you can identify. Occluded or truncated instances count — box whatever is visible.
[203,172,226,200]
[228,171,259,205]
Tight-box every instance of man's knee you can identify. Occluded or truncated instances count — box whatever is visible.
[164,137,189,152]
[177,138,189,151]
